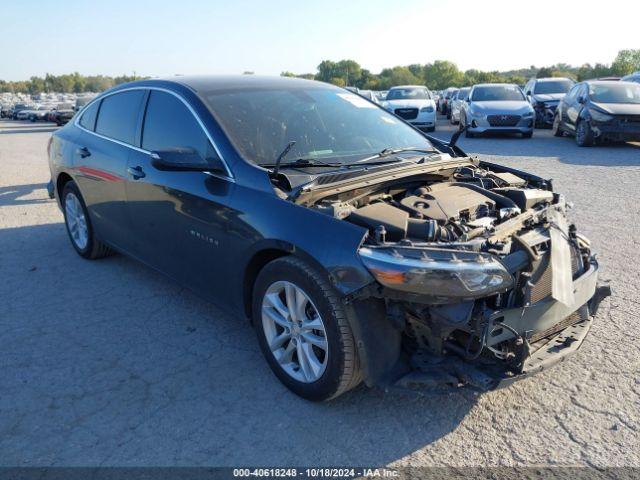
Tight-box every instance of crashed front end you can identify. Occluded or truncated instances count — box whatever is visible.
[296,157,610,391]
[534,100,559,127]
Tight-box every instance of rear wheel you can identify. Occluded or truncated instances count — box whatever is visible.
[252,256,361,401]
[522,131,533,139]
[62,181,114,259]
[575,119,594,147]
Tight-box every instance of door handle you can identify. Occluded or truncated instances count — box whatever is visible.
[76,146,91,158]
[127,166,146,180]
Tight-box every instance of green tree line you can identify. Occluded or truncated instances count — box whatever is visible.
[283,49,640,90]
[2,49,638,94]
[0,73,143,94]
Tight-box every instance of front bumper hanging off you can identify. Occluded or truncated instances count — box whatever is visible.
[393,258,611,392]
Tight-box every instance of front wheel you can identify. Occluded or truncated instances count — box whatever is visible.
[575,119,594,147]
[252,257,361,401]
[62,181,114,259]
[552,113,564,137]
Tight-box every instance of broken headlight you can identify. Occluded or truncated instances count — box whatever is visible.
[358,246,514,299]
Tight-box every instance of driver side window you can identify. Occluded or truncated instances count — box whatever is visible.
[142,90,224,171]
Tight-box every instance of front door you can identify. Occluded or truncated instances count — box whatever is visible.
[124,89,236,301]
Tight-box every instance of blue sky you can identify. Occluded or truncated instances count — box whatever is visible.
[1,0,637,81]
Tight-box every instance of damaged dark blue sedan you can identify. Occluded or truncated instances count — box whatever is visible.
[48,76,610,400]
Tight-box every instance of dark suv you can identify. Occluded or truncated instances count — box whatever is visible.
[48,76,608,400]
[524,77,574,127]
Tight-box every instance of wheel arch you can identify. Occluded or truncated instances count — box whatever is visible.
[55,171,74,205]
[241,241,331,322]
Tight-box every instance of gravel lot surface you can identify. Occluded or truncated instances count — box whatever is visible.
[1,117,638,467]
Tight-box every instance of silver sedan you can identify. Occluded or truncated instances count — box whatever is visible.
[460,84,535,138]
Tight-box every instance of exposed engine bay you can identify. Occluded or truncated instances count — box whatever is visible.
[286,157,610,390]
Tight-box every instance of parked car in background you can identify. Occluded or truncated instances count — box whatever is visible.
[437,87,458,116]
[552,80,640,146]
[383,85,436,131]
[622,72,640,84]
[524,77,574,128]
[51,104,76,126]
[75,94,96,111]
[29,105,53,122]
[11,103,32,119]
[0,104,11,118]
[460,83,535,138]
[356,90,380,104]
[449,87,470,125]
[48,75,607,400]
[375,90,388,101]
[16,107,37,120]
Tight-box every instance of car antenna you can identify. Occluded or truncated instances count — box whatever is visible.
[272,141,296,177]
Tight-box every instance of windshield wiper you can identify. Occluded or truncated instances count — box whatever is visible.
[271,140,296,176]
[355,147,438,164]
[261,157,344,170]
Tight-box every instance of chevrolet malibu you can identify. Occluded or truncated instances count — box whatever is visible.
[460,83,535,138]
[48,76,609,401]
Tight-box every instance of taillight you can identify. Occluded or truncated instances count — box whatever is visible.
[47,136,53,157]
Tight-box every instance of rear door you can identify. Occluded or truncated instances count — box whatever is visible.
[73,90,146,252]
[124,89,235,298]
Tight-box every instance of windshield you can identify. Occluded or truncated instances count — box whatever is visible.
[589,83,640,104]
[471,85,525,102]
[534,80,573,95]
[386,88,430,100]
[204,86,434,165]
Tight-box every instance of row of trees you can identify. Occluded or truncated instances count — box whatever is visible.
[2,50,638,94]
[284,49,640,90]
[0,73,141,94]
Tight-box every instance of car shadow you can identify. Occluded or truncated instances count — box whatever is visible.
[0,222,478,466]
[0,183,52,206]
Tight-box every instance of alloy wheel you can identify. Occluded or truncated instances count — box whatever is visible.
[261,281,328,383]
[64,192,88,250]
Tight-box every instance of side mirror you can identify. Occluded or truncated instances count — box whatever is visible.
[465,97,471,103]
[577,95,586,104]
[526,91,532,96]
[151,148,214,172]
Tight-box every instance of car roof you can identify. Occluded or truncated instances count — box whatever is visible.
[585,80,639,87]
[535,77,572,82]
[110,75,339,95]
[389,85,428,90]
[473,83,518,87]
[166,75,332,93]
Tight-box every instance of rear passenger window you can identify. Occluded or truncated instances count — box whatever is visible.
[142,90,218,163]
[95,90,145,145]
[79,101,100,131]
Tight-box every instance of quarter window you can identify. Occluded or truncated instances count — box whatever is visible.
[95,90,146,145]
[142,90,219,165]
[79,101,100,131]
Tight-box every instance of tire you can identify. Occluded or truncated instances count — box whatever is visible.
[522,131,533,139]
[552,113,564,137]
[575,119,594,147]
[252,256,361,401]
[61,181,114,259]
